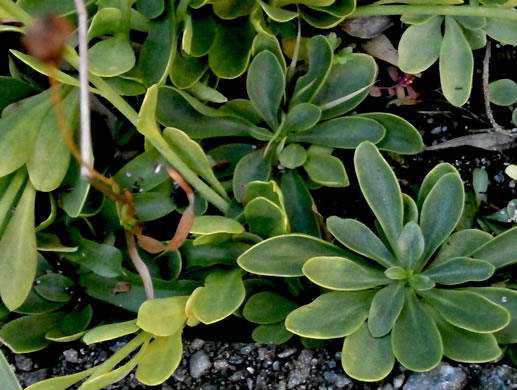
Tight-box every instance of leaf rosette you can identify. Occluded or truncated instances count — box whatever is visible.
[239,141,517,381]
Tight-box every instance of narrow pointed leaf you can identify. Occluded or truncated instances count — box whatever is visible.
[83,320,139,345]
[303,256,389,291]
[24,368,96,390]
[286,291,374,338]
[342,323,394,381]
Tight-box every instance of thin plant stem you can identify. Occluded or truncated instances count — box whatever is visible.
[73,0,92,180]
[352,4,517,20]
[482,41,510,135]
[125,230,155,300]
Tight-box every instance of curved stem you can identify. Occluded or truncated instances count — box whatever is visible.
[352,4,517,20]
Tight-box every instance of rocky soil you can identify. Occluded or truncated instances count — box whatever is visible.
[4,338,517,390]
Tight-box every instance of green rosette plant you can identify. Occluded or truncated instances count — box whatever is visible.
[239,141,517,381]
[157,34,423,202]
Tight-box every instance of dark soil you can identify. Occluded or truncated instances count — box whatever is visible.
[4,337,517,390]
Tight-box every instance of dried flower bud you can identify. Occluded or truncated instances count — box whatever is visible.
[23,14,74,64]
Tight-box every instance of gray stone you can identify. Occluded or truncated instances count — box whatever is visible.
[189,338,205,351]
[14,355,32,372]
[477,365,517,390]
[393,373,406,389]
[189,350,211,379]
[20,368,48,386]
[63,348,79,363]
[403,363,467,390]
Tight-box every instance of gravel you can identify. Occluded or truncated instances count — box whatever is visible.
[3,339,517,389]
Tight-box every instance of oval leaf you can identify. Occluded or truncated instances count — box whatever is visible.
[286,291,374,338]
[237,234,348,276]
[303,256,389,291]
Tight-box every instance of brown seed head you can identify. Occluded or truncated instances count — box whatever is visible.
[23,14,74,64]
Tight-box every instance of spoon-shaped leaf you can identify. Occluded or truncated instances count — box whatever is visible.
[208,17,254,79]
[422,257,494,285]
[190,269,245,324]
[342,323,395,381]
[136,331,182,386]
[359,113,423,154]
[399,16,443,73]
[368,282,405,337]
[428,303,502,363]
[355,142,403,251]
[466,287,517,344]
[303,256,390,291]
[247,51,285,130]
[420,289,510,333]
[290,35,333,107]
[244,291,296,324]
[392,289,442,371]
[0,179,37,311]
[137,296,188,336]
[237,234,349,276]
[288,117,385,148]
[88,37,135,77]
[468,226,517,269]
[418,173,464,269]
[327,217,396,268]
[440,16,473,106]
[286,291,374,338]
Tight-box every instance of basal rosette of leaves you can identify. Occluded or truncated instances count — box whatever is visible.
[238,142,517,381]
[157,34,423,202]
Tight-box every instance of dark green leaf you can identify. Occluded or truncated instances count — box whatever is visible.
[286,291,374,338]
[303,256,389,290]
[244,291,297,324]
[342,323,395,381]
[237,234,349,276]
[392,289,442,371]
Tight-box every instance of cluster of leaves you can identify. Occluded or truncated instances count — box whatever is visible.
[0,0,517,388]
